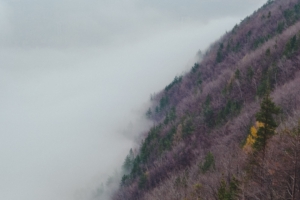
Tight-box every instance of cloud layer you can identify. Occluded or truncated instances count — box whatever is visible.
[1,0,265,48]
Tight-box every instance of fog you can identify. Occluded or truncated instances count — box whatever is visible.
[0,0,265,199]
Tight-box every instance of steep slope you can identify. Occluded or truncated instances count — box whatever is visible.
[113,0,300,199]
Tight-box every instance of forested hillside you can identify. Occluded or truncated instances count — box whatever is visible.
[113,0,300,199]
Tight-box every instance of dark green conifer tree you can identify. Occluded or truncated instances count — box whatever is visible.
[217,177,239,200]
[253,92,280,155]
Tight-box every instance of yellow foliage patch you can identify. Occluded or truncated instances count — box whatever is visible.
[243,121,264,153]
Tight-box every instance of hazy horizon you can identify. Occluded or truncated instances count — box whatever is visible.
[0,0,266,199]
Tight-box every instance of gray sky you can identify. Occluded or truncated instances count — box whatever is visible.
[0,0,265,199]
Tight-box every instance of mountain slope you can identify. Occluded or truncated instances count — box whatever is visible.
[113,0,300,199]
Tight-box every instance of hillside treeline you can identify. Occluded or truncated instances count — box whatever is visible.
[113,0,300,199]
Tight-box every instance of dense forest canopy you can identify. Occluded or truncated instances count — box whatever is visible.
[102,0,300,199]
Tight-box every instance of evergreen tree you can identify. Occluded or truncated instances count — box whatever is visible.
[253,92,280,155]
[217,179,228,200]
[138,173,148,189]
[203,95,215,128]
[146,108,152,118]
[122,149,134,174]
[200,152,215,173]
[217,177,240,200]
